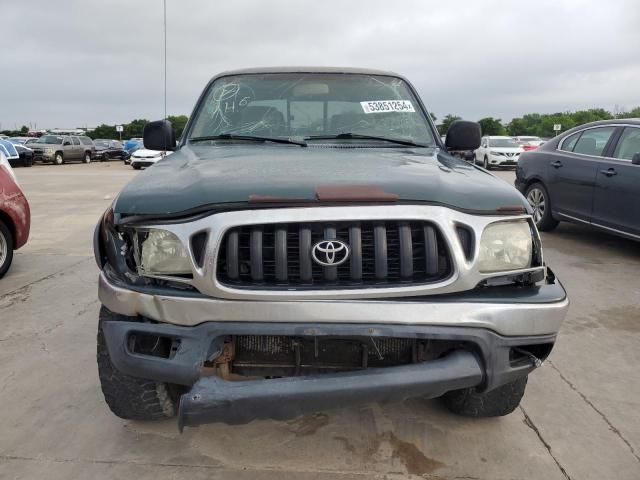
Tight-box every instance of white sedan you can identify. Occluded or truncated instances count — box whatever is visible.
[474,136,524,169]
[130,149,172,170]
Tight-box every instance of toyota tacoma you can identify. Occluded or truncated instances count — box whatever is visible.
[94,67,569,429]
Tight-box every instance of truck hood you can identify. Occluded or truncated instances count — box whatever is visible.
[113,145,529,217]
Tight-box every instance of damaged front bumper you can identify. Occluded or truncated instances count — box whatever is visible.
[177,350,483,430]
[98,268,567,428]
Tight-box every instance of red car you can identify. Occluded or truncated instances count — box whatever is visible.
[0,152,30,278]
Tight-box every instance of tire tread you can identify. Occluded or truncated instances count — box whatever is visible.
[97,307,175,420]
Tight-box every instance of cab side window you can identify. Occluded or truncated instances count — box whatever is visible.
[560,131,581,152]
[72,137,80,145]
[572,127,615,156]
[613,127,640,161]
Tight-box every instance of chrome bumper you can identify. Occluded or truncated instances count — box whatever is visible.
[98,272,568,337]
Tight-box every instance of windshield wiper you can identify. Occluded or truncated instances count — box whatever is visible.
[189,134,307,147]
[305,133,426,147]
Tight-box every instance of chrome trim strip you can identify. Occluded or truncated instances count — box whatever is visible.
[557,212,640,240]
[99,273,568,336]
[124,205,542,300]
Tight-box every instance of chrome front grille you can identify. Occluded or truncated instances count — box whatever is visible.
[217,220,452,289]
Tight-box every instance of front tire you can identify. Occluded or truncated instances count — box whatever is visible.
[483,155,491,170]
[0,220,14,279]
[83,152,92,163]
[102,152,109,162]
[54,152,63,165]
[443,376,528,417]
[97,307,177,420]
[525,182,559,231]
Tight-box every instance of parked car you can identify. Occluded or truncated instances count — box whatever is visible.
[8,137,30,145]
[93,139,130,161]
[129,148,170,169]
[31,134,95,165]
[513,136,545,151]
[123,138,144,152]
[23,138,39,146]
[0,139,20,165]
[0,151,30,277]
[12,145,34,167]
[516,119,640,240]
[93,67,568,429]
[474,136,524,169]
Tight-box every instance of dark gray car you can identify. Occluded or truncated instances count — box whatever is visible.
[515,119,640,240]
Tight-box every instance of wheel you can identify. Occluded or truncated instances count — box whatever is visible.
[83,152,92,163]
[97,307,177,420]
[0,220,14,279]
[483,155,491,170]
[54,152,63,165]
[101,152,109,162]
[525,182,559,231]
[442,376,528,417]
[133,165,141,170]
[25,156,33,167]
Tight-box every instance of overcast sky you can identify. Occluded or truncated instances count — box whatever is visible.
[2,0,639,130]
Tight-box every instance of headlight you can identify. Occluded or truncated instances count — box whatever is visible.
[478,220,532,273]
[138,229,191,275]
[45,147,54,154]
[489,151,502,156]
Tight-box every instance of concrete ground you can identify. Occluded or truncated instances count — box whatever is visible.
[0,162,638,480]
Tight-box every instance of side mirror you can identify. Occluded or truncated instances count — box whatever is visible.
[143,120,176,151]
[445,120,482,151]
[632,153,640,165]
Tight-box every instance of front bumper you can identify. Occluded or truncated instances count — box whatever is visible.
[101,315,556,428]
[98,270,569,337]
[131,159,159,168]
[489,156,519,166]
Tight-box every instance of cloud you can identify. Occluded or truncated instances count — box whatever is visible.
[2,0,639,128]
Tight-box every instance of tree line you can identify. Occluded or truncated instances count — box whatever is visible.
[0,115,189,141]
[436,107,640,138]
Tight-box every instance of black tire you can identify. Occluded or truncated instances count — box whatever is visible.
[525,182,559,231]
[54,152,64,165]
[102,152,109,162]
[83,152,92,163]
[0,220,14,279]
[483,155,491,170]
[133,165,142,170]
[25,156,33,167]
[443,376,528,417]
[97,307,177,420]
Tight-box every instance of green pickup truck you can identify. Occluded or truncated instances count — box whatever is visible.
[93,67,568,429]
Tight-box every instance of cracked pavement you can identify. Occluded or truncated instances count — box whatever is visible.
[0,163,638,479]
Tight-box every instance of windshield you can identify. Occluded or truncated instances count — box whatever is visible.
[95,141,109,147]
[490,138,520,148]
[188,73,435,146]
[37,135,63,144]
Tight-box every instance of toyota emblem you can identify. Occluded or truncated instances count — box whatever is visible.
[311,239,350,267]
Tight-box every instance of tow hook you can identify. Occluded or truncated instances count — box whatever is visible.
[513,347,544,368]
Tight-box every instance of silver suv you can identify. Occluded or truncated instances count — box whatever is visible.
[31,135,95,165]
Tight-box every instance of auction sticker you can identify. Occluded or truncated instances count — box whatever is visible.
[361,100,415,114]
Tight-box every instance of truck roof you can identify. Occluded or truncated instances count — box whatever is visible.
[216,66,401,77]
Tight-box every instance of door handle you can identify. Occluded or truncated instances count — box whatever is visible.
[599,168,617,177]
[550,160,563,168]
